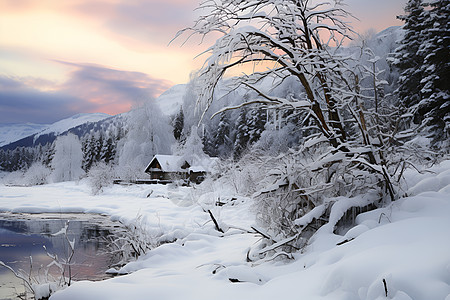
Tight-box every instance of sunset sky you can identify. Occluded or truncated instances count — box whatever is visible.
[0,0,406,124]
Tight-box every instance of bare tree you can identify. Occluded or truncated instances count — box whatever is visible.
[177,0,400,253]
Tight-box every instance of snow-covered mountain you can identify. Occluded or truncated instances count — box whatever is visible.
[154,84,186,116]
[33,113,111,141]
[0,123,49,147]
[0,113,111,150]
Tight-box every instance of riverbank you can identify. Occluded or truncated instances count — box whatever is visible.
[1,161,449,300]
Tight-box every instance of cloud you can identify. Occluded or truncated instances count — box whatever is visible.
[60,61,172,112]
[0,79,87,124]
[0,62,172,124]
[74,0,198,46]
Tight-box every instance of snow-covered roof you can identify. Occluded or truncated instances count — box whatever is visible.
[189,157,220,173]
[145,155,185,173]
[144,155,219,174]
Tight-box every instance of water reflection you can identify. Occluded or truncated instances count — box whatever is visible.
[0,213,118,300]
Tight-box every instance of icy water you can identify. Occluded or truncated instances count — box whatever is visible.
[0,213,120,300]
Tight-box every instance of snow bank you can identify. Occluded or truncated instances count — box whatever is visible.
[0,160,449,300]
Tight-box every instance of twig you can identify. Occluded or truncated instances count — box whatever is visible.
[382,278,388,297]
[207,210,224,233]
[336,237,354,246]
[251,226,274,241]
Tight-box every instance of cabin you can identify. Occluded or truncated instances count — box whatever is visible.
[144,155,188,181]
[144,155,218,184]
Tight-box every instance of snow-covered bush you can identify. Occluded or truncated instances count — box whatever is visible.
[22,162,51,186]
[106,216,161,268]
[251,146,385,244]
[0,170,25,186]
[88,162,116,195]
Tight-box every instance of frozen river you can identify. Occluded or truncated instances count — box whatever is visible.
[0,213,119,300]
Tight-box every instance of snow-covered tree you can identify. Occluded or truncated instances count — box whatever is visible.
[117,99,175,179]
[416,0,450,144]
[392,0,449,146]
[213,112,232,158]
[247,107,266,145]
[233,108,249,159]
[51,133,85,182]
[175,125,208,166]
[177,0,404,253]
[173,106,185,141]
[391,0,427,110]
[177,0,357,148]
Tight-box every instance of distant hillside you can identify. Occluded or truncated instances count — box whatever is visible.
[33,113,111,140]
[154,84,186,116]
[0,123,49,147]
[0,113,111,150]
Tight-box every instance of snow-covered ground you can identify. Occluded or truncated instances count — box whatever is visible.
[0,161,449,300]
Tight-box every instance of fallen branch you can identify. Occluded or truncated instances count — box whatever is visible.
[208,210,224,233]
[336,237,354,246]
[382,278,388,297]
[251,226,275,241]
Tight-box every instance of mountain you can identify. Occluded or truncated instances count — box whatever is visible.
[0,123,49,148]
[33,113,111,141]
[0,113,111,150]
[154,84,186,116]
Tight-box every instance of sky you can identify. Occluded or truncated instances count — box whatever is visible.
[0,0,406,124]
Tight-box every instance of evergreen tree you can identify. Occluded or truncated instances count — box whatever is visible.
[247,108,266,145]
[202,127,217,157]
[393,0,449,145]
[82,133,96,171]
[416,0,450,143]
[214,112,232,157]
[233,108,249,159]
[101,136,116,163]
[392,0,428,111]
[173,106,184,141]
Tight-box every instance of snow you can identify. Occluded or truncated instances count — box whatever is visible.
[0,123,49,147]
[33,113,111,141]
[0,160,449,300]
[154,84,186,116]
[146,155,186,172]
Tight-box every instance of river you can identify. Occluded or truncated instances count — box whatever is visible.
[0,213,120,300]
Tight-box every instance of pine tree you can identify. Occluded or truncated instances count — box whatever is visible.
[82,133,96,171]
[101,136,116,163]
[214,112,232,157]
[173,106,184,141]
[416,0,450,143]
[392,0,428,111]
[233,108,250,159]
[247,108,266,145]
[202,127,217,157]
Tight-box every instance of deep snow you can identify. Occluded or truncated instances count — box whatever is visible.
[0,161,449,300]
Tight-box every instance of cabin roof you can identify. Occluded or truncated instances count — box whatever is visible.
[144,155,186,173]
[144,155,220,174]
